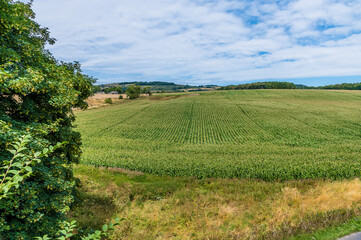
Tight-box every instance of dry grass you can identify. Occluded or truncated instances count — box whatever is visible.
[253,179,361,239]
[72,165,361,240]
[82,93,187,109]
[85,94,126,108]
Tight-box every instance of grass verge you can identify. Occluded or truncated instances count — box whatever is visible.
[290,217,361,240]
[71,165,361,239]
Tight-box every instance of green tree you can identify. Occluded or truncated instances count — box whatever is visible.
[125,84,141,99]
[0,0,94,238]
[92,85,101,93]
[115,86,123,94]
[104,86,122,94]
[104,87,112,93]
[141,86,152,95]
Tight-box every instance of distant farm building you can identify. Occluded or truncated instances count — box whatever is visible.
[108,91,119,94]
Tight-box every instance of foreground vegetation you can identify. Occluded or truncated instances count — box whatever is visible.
[76,90,361,180]
[1,0,94,238]
[72,165,361,239]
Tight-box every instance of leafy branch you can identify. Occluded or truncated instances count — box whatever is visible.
[0,135,64,199]
[0,135,123,239]
[36,218,124,240]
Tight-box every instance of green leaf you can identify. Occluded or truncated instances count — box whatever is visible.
[43,148,49,154]
[102,224,108,232]
[17,147,27,152]
[65,233,73,238]
[13,175,23,183]
[8,170,19,175]
[12,162,24,168]
[24,166,32,172]
[8,149,16,155]
[13,153,24,158]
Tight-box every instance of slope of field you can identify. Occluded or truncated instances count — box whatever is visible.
[76,90,361,180]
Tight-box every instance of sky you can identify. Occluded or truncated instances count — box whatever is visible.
[25,0,361,86]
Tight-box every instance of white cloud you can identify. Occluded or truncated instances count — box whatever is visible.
[27,0,361,85]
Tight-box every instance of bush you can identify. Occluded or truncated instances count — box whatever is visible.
[0,1,94,238]
[105,98,113,104]
[119,95,123,99]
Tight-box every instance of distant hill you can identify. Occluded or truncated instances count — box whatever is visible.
[219,81,361,91]
[318,82,361,90]
[94,80,361,93]
[96,81,218,93]
[219,81,297,90]
[295,84,314,89]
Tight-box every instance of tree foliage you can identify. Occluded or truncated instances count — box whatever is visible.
[141,86,152,95]
[0,135,122,239]
[319,82,361,90]
[99,81,195,92]
[0,135,63,201]
[104,86,122,94]
[125,84,141,99]
[91,85,101,93]
[219,81,297,90]
[0,0,94,238]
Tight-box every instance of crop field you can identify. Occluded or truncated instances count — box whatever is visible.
[76,90,361,180]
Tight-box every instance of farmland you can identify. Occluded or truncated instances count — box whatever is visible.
[76,90,361,180]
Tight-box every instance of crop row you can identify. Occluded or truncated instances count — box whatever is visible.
[76,90,361,180]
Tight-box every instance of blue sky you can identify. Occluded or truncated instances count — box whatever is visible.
[27,0,361,86]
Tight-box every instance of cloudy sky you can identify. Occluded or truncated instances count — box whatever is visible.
[27,0,361,86]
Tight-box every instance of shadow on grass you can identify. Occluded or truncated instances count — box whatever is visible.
[70,192,118,233]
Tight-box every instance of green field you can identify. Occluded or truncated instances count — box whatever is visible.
[76,90,361,180]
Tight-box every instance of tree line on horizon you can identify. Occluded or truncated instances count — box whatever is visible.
[94,81,361,93]
[219,81,361,91]
[219,81,297,90]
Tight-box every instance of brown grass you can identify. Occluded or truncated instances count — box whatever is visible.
[71,166,361,240]
[84,94,126,109]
